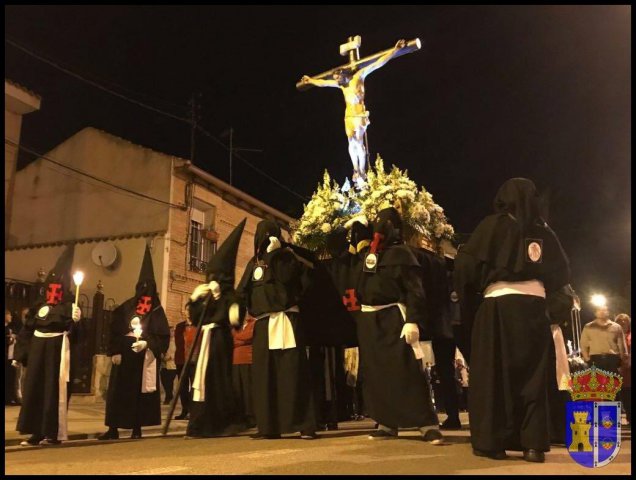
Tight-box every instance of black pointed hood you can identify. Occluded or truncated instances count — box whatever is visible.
[460,177,570,278]
[207,218,246,288]
[44,244,75,305]
[254,220,281,258]
[371,207,403,252]
[135,244,157,299]
[493,178,542,233]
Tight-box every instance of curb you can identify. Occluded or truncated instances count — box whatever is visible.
[5,430,188,451]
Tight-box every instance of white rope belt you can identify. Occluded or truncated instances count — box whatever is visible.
[255,306,300,350]
[141,348,157,394]
[125,333,158,393]
[551,325,572,391]
[360,303,426,360]
[484,280,546,299]
[34,330,70,440]
[192,323,220,402]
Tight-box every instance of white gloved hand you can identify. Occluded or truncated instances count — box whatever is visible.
[190,283,211,301]
[209,281,221,301]
[400,323,420,345]
[131,340,148,353]
[266,236,281,253]
[11,360,20,368]
[72,304,82,322]
[111,354,122,365]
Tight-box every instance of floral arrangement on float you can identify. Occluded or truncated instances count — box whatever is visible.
[291,156,454,254]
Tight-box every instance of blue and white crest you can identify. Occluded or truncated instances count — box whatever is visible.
[566,401,621,468]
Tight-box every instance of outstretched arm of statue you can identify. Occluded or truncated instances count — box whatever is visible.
[301,75,340,88]
[355,39,407,80]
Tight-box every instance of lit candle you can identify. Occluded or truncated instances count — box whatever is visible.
[130,316,142,340]
[72,271,84,306]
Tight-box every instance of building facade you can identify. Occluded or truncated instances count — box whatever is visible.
[5,127,292,327]
[5,79,41,243]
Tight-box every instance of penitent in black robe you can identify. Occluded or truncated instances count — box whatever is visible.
[105,300,169,429]
[454,212,571,453]
[313,250,358,425]
[185,294,244,437]
[356,244,438,429]
[411,248,462,423]
[15,302,76,439]
[236,247,317,436]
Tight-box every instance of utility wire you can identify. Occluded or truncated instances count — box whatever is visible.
[6,37,190,123]
[5,138,186,210]
[6,36,308,202]
[195,126,308,201]
[5,36,187,112]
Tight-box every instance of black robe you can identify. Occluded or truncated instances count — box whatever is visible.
[236,247,316,435]
[292,246,357,348]
[15,302,75,439]
[410,248,453,342]
[105,299,169,429]
[356,244,438,429]
[185,293,244,437]
[454,213,570,453]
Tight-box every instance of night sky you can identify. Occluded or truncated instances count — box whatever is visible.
[5,5,631,310]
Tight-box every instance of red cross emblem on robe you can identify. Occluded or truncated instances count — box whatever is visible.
[343,288,361,311]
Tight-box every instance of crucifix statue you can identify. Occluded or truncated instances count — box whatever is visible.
[298,36,422,186]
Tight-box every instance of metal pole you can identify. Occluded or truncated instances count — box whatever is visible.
[229,127,233,186]
[190,94,197,162]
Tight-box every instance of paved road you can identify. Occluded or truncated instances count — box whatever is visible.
[5,421,631,475]
[5,402,186,445]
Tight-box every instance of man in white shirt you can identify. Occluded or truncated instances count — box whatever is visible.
[580,305,628,375]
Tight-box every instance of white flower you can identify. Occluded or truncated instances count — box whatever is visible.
[321,223,332,233]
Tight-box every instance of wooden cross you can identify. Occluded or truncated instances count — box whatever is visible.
[296,36,422,91]
[297,36,422,183]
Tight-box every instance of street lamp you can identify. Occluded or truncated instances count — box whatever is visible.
[590,294,607,309]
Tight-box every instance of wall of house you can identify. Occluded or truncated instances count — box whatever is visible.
[4,235,167,309]
[8,127,175,247]
[5,109,21,208]
[5,81,41,243]
[164,175,276,325]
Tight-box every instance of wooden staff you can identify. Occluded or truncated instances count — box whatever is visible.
[162,293,212,436]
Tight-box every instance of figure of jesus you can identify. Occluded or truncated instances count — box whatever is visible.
[301,39,407,185]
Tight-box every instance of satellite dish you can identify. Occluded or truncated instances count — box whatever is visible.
[91,243,118,268]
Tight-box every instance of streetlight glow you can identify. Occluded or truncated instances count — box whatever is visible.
[590,294,607,308]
